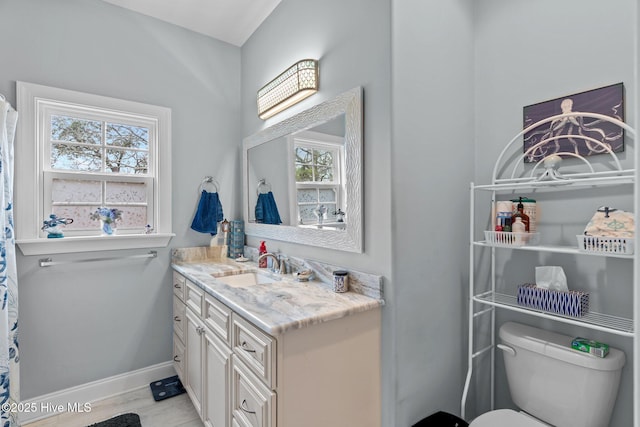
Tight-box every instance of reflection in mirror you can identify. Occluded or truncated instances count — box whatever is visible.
[247,114,346,229]
[243,87,363,252]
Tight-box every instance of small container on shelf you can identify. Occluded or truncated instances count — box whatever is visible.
[576,235,634,255]
[484,230,540,247]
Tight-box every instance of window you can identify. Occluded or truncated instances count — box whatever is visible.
[16,82,173,255]
[289,131,344,225]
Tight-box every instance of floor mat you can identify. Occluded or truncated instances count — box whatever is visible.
[87,412,141,427]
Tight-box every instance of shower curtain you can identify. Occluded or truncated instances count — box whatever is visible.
[0,97,19,426]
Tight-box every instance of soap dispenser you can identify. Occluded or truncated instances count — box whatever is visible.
[259,241,268,268]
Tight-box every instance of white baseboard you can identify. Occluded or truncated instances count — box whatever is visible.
[19,361,175,425]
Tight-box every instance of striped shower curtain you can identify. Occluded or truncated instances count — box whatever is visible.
[0,97,18,426]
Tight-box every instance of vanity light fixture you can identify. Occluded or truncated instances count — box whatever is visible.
[257,59,318,120]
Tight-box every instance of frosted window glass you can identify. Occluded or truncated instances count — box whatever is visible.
[52,205,98,229]
[52,179,101,203]
[105,182,147,203]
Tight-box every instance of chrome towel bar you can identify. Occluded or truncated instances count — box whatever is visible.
[39,250,157,267]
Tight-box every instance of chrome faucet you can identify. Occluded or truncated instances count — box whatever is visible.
[258,252,279,272]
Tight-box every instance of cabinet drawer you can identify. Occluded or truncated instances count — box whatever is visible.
[204,294,232,346]
[185,279,204,317]
[173,332,185,381]
[173,272,186,302]
[173,296,186,342]
[232,315,276,389]
[232,358,276,427]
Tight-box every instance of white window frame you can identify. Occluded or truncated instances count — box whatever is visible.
[288,130,345,224]
[16,81,174,255]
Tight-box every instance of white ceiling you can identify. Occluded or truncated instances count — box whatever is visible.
[102,0,282,46]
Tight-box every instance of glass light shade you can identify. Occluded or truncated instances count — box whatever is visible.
[257,59,318,120]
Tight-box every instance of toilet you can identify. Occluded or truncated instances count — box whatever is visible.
[470,322,626,427]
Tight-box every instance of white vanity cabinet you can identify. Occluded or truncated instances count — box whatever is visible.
[172,271,382,427]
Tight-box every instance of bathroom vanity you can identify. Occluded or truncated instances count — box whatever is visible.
[171,247,382,427]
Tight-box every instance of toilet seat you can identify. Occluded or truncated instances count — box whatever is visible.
[470,409,547,426]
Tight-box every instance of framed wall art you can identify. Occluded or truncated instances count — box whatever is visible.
[523,83,624,163]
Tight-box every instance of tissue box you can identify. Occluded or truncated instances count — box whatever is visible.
[517,284,589,317]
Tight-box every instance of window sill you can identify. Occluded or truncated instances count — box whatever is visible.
[16,233,175,256]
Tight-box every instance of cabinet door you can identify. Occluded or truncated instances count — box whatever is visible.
[185,308,204,418]
[173,332,185,381]
[231,358,276,427]
[204,328,232,427]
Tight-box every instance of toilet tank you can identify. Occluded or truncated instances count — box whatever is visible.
[499,322,625,427]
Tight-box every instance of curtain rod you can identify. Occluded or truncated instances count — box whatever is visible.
[39,250,157,267]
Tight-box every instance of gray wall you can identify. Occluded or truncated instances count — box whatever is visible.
[472,1,636,426]
[0,0,241,399]
[240,0,393,424]
[392,1,474,425]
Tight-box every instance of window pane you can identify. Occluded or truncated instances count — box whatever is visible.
[106,149,148,174]
[51,144,101,171]
[51,115,101,144]
[295,147,312,164]
[318,189,336,203]
[315,166,333,181]
[106,123,149,150]
[298,205,317,223]
[51,205,99,229]
[295,165,313,182]
[314,149,334,167]
[297,189,317,203]
[106,182,147,203]
[116,206,148,228]
[52,179,101,203]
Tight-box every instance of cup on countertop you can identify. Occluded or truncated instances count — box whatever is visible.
[332,270,349,293]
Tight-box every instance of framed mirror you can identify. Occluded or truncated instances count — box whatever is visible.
[243,87,363,252]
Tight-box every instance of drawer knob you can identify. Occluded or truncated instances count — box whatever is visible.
[196,326,205,335]
[240,399,256,415]
[241,341,256,353]
[174,283,182,289]
[174,316,181,322]
[174,355,181,362]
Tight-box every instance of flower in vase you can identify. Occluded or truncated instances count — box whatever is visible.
[90,207,122,235]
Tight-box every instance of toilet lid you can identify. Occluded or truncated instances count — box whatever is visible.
[470,409,546,427]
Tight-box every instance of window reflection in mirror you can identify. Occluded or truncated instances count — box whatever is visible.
[247,114,346,230]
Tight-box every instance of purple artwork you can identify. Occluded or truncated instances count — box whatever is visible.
[523,83,624,163]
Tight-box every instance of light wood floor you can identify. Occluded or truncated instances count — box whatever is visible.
[22,386,204,427]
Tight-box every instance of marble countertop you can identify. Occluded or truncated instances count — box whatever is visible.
[172,258,383,336]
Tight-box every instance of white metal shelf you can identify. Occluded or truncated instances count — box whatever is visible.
[462,112,638,423]
[473,174,634,192]
[473,241,635,259]
[474,292,634,337]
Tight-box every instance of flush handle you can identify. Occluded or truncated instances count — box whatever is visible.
[497,344,516,357]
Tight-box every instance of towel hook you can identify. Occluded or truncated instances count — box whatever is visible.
[256,178,272,196]
[198,176,219,193]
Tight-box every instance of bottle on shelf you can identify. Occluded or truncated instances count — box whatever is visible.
[512,217,526,244]
[512,197,530,232]
[503,217,512,232]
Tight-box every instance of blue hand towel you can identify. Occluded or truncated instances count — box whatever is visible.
[255,192,282,225]
[191,190,224,235]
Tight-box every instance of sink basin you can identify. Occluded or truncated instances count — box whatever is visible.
[213,272,278,287]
